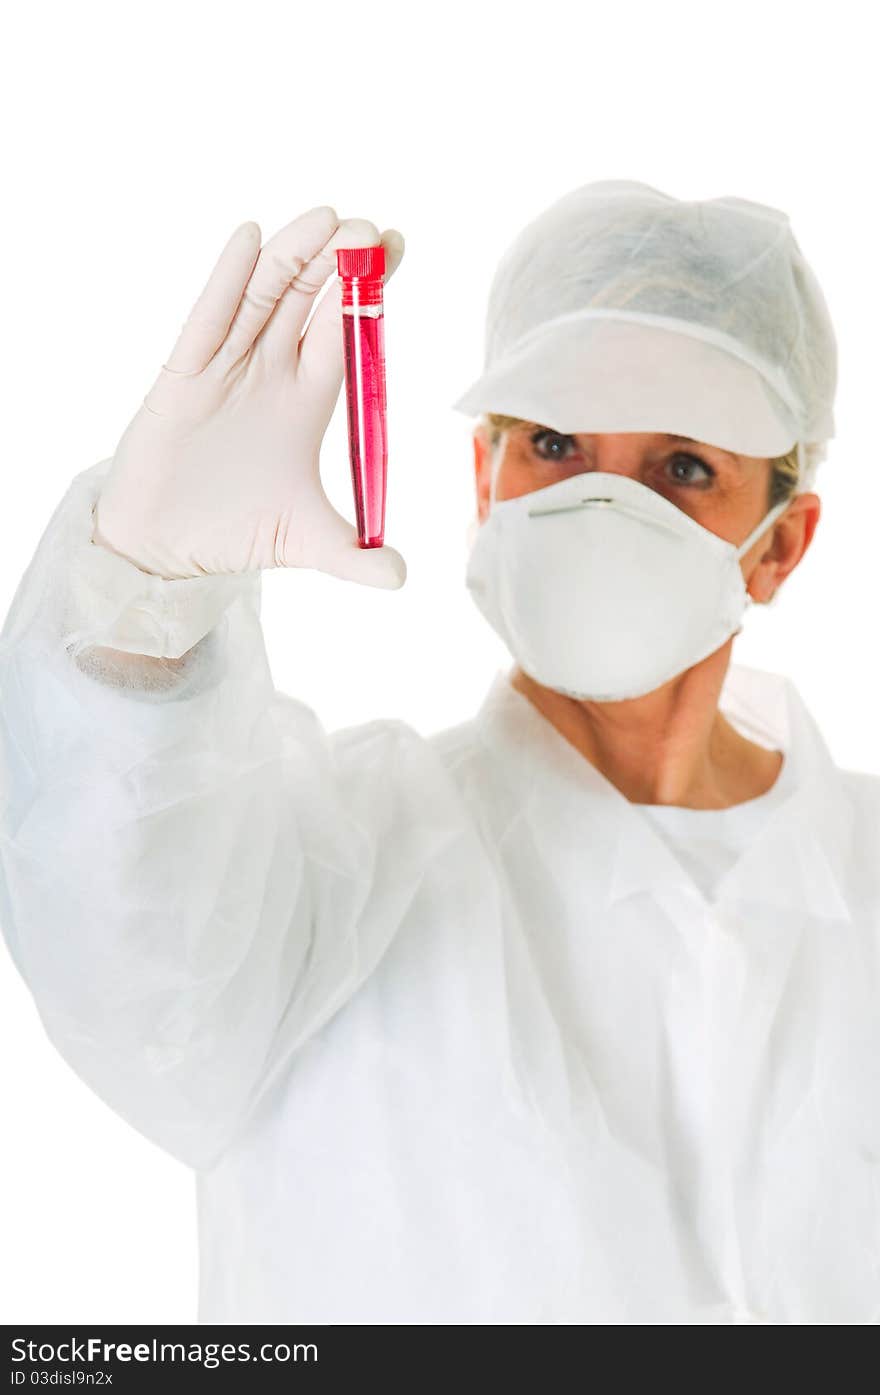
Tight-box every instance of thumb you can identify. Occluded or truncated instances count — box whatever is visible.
[282,499,407,589]
[323,534,408,590]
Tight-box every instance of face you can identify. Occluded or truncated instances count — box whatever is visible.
[473,424,820,602]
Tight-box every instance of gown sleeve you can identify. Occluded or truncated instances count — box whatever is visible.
[0,459,463,1170]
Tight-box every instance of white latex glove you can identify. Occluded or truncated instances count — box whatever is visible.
[92,207,406,589]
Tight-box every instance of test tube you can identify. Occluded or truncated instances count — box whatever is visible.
[336,245,387,548]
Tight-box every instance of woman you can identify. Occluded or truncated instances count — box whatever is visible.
[1,181,877,1326]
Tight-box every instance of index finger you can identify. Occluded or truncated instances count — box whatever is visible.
[216,205,342,368]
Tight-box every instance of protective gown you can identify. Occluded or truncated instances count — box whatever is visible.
[2,459,880,1326]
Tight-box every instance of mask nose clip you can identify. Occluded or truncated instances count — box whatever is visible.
[527,493,687,540]
[527,495,614,518]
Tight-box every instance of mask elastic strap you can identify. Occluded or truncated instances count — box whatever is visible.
[735,496,790,560]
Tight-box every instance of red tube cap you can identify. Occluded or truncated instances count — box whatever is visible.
[336,245,386,279]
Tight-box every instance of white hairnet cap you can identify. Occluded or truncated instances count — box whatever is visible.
[452,179,837,490]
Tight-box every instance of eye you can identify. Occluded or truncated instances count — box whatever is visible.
[667,452,715,487]
[530,428,578,460]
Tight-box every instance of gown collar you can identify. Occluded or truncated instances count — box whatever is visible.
[472,662,855,921]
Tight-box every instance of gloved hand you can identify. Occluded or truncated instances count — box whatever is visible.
[92,207,406,588]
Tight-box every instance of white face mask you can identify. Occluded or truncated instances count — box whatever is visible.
[465,470,790,702]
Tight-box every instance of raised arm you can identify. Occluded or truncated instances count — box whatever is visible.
[0,210,451,1172]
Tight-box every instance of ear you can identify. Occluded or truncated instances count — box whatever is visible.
[473,423,494,523]
[745,493,821,602]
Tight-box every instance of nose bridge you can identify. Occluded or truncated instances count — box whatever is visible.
[591,434,646,477]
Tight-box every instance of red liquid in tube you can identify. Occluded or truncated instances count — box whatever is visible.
[336,245,387,548]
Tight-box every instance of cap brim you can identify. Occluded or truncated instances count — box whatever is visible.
[451,316,798,458]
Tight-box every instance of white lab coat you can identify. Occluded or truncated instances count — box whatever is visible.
[2,459,879,1325]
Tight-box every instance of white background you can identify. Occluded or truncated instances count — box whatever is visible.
[0,0,876,1323]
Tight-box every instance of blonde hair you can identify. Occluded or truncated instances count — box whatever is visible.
[482,414,802,507]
